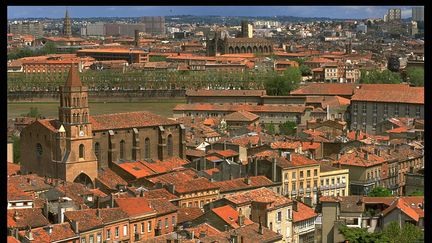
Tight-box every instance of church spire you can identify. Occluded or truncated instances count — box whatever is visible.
[63,7,72,38]
[65,64,82,87]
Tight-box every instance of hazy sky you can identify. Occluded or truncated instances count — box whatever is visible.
[8,6,418,19]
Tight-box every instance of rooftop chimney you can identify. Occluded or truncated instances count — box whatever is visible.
[71,220,79,234]
[293,200,298,212]
[258,216,263,235]
[238,214,245,227]
[96,208,101,218]
[45,225,53,235]
[244,177,251,185]
[286,152,292,162]
[336,153,341,160]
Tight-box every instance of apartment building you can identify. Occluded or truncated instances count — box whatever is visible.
[319,164,350,197]
[350,87,424,134]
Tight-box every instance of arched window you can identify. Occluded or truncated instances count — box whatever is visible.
[120,140,125,160]
[36,143,43,157]
[79,144,84,158]
[94,142,100,161]
[167,135,173,157]
[144,138,150,159]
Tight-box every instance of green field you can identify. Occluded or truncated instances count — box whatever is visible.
[8,100,184,119]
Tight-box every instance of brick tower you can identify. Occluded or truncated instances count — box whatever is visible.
[63,8,72,38]
[57,64,97,187]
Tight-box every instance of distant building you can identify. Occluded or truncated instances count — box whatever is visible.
[8,21,44,37]
[141,16,166,35]
[356,23,367,33]
[63,9,72,37]
[412,6,424,22]
[82,22,105,36]
[103,23,146,37]
[240,20,253,38]
[387,8,401,22]
[206,32,272,56]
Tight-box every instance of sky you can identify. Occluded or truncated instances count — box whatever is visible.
[8,6,419,19]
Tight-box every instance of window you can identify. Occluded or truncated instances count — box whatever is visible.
[115,227,119,237]
[94,142,100,161]
[165,218,169,228]
[353,103,358,113]
[384,104,388,116]
[81,238,86,243]
[277,211,282,222]
[292,183,296,191]
[300,181,304,189]
[287,209,292,219]
[89,235,94,243]
[321,179,324,186]
[405,105,410,116]
[314,169,318,177]
[200,200,204,208]
[106,229,111,240]
[300,171,304,179]
[36,143,43,157]
[134,224,137,234]
[172,216,176,226]
[79,144,84,158]
[285,173,289,180]
[123,225,127,236]
[307,181,311,188]
[373,103,378,114]
[292,172,296,179]
[394,104,399,117]
[96,233,101,243]
[120,140,125,159]
[144,138,150,158]
[167,134,173,157]
[307,170,311,177]
[158,220,162,229]
[416,106,421,118]
[314,180,318,187]
[326,179,329,185]
[362,103,367,114]
[332,178,335,185]
[337,177,340,184]
[148,221,152,232]
[141,223,145,233]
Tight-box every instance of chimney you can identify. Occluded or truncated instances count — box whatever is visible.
[238,214,245,227]
[26,228,34,241]
[45,225,53,235]
[96,208,101,218]
[244,177,251,185]
[110,194,115,208]
[258,217,263,235]
[364,152,369,160]
[271,158,277,182]
[293,200,298,211]
[223,141,227,150]
[336,153,341,160]
[71,220,79,234]
[286,152,292,162]
[134,29,140,47]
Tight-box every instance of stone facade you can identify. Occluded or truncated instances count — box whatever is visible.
[207,32,273,56]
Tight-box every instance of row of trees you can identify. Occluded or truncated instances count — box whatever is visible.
[359,67,424,87]
[339,222,423,243]
[8,42,58,60]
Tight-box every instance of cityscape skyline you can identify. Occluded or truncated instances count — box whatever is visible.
[8,6,419,19]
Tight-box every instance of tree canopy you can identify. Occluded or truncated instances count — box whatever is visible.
[299,65,312,76]
[367,187,393,197]
[279,121,297,135]
[405,67,424,87]
[359,70,402,84]
[264,68,301,96]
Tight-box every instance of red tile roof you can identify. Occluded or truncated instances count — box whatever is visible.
[89,111,179,131]
[186,89,265,97]
[230,135,261,147]
[381,197,423,222]
[96,168,128,190]
[7,163,21,176]
[65,65,82,87]
[174,103,308,113]
[64,209,104,232]
[213,176,274,193]
[7,236,20,243]
[211,205,254,229]
[334,150,386,167]
[18,223,77,243]
[115,197,156,217]
[351,87,424,104]
[291,83,357,96]
[203,168,220,176]
[174,177,220,194]
[224,110,260,122]
[208,149,239,158]
[225,187,292,209]
[7,208,49,229]
[142,188,179,201]
[147,168,198,185]
[185,223,221,238]
[186,149,206,157]
[293,202,317,222]
[177,207,204,224]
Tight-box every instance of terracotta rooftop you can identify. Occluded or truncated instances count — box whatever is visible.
[115,197,156,217]
[89,111,179,131]
[351,87,424,104]
[18,223,78,243]
[203,168,220,176]
[174,103,308,113]
[96,167,128,190]
[64,64,82,87]
[147,168,198,186]
[334,149,386,167]
[177,207,204,225]
[7,163,21,176]
[185,223,221,238]
[200,222,282,243]
[293,201,317,222]
[147,198,178,215]
[64,209,104,232]
[174,177,220,194]
[382,197,424,222]
[225,187,292,209]
[211,205,254,229]
[213,176,274,193]
[224,110,260,122]
[186,149,206,158]
[142,188,179,201]
[186,89,265,97]
[7,236,20,243]
[208,149,239,158]
[7,208,49,229]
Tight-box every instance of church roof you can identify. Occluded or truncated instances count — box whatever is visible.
[89,111,179,131]
[64,64,82,87]
[37,119,61,132]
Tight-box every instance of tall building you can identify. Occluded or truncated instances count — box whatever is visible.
[63,9,72,37]
[8,21,44,37]
[387,8,401,22]
[240,20,253,38]
[412,6,424,22]
[141,16,165,35]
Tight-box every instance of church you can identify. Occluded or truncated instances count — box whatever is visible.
[20,64,186,187]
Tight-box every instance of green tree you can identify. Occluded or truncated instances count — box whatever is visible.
[149,55,167,62]
[265,67,301,96]
[359,70,402,84]
[265,123,276,135]
[12,135,20,163]
[299,65,311,76]
[408,190,424,196]
[367,187,393,197]
[21,107,42,118]
[339,225,389,243]
[405,67,424,87]
[279,121,297,135]
[382,222,424,243]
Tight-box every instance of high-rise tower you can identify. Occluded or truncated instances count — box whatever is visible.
[63,8,72,37]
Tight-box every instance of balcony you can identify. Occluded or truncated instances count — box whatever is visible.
[313,187,317,192]
[299,189,304,194]
[306,188,311,193]
[291,190,297,195]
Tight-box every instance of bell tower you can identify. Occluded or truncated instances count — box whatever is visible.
[58,64,97,187]
[63,8,72,38]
